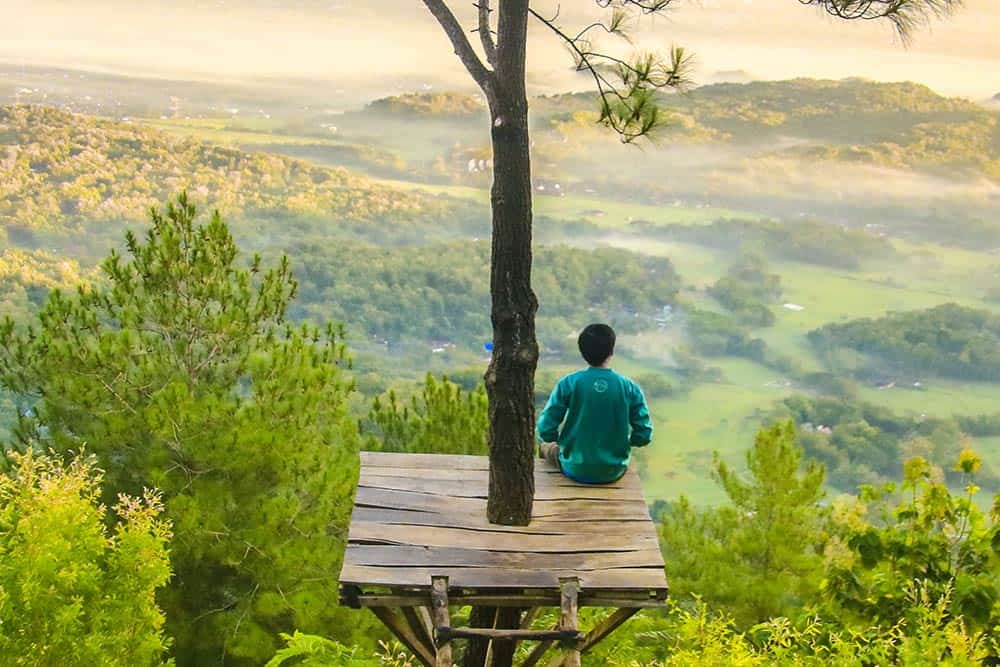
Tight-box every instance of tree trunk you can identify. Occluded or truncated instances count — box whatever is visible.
[484,0,537,528]
[488,608,524,667]
[461,606,496,667]
[459,607,523,667]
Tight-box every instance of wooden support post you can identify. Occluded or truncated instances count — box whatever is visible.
[431,576,452,667]
[559,577,581,667]
[370,606,436,667]
[578,608,640,654]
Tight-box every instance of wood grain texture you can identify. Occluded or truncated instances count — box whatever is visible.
[342,452,668,600]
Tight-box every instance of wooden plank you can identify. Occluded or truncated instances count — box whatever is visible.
[350,506,617,528]
[358,475,639,500]
[353,487,652,520]
[579,608,640,654]
[560,578,581,667]
[431,577,451,667]
[340,564,668,590]
[344,545,666,571]
[359,466,640,490]
[350,507,654,530]
[350,515,658,540]
[360,452,643,484]
[361,451,490,470]
[348,523,659,552]
[354,487,485,513]
[354,593,667,609]
[369,607,435,667]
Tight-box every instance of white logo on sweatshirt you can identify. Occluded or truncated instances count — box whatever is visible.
[593,379,609,393]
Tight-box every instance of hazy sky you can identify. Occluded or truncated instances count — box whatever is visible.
[1,0,998,99]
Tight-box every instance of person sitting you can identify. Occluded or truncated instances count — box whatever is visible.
[537,323,653,484]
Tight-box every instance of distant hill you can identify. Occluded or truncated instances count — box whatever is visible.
[365,92,485,118]
[708,70,756,84]
[0,105,478,233]
[530,78,1000,182]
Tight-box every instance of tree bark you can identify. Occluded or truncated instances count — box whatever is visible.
[484,0,537,528]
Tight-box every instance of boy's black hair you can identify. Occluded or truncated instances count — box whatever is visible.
[578,323,616,366]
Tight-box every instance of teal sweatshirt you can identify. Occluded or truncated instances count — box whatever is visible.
[537,367,653,484]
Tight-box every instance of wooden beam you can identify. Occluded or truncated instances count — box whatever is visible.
[559,578,581,667]
[431,576,452,667]
[417,607,435,642]
[354,592,665,608]
[520,607,541,629]
[579,608,640,654]
[520,622,559,667]
[370,607,436,667]
[403,607,434,657]
[435,627,579,642]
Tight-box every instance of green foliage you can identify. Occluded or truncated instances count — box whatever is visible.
[266,634,414,667]
[288,240,679,351]
[602,595,993,666]
[660,422,826,626]
[710,254,782,327]
[0,248,93,324]
[634,373,674,399]
[685,308,768,361]
[810,303,1000,382]
[0,195,365,664]
[0,451,172,666]
[778,394,999,491]
[364,374,488,455]
[266,632,379,667]
[822,450,1000,635]
[0,105,483,239]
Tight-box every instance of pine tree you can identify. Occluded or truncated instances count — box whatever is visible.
[660,421,826,625]
[0,195,366,664]
[364,374,488,456]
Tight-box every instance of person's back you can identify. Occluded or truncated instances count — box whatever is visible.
[537,323,652,484]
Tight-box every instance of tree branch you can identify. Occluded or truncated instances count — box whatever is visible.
[421,0,493,93]
[798,0,963,42]
[476,0,498,67]
[528,5,691,142]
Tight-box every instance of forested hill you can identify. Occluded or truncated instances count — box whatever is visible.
[363,80,1000,183]
[0,104,481,234]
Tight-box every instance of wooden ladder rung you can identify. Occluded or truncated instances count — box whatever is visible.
[435,627,582,644]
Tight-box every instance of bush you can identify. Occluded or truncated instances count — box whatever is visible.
[0,451,173,666]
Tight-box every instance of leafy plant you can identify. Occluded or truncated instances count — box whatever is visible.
[0,451,173,666]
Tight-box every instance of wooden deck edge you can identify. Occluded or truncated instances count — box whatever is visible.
[340,586,669,609]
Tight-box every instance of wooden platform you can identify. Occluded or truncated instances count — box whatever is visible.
[340,451,668,604]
